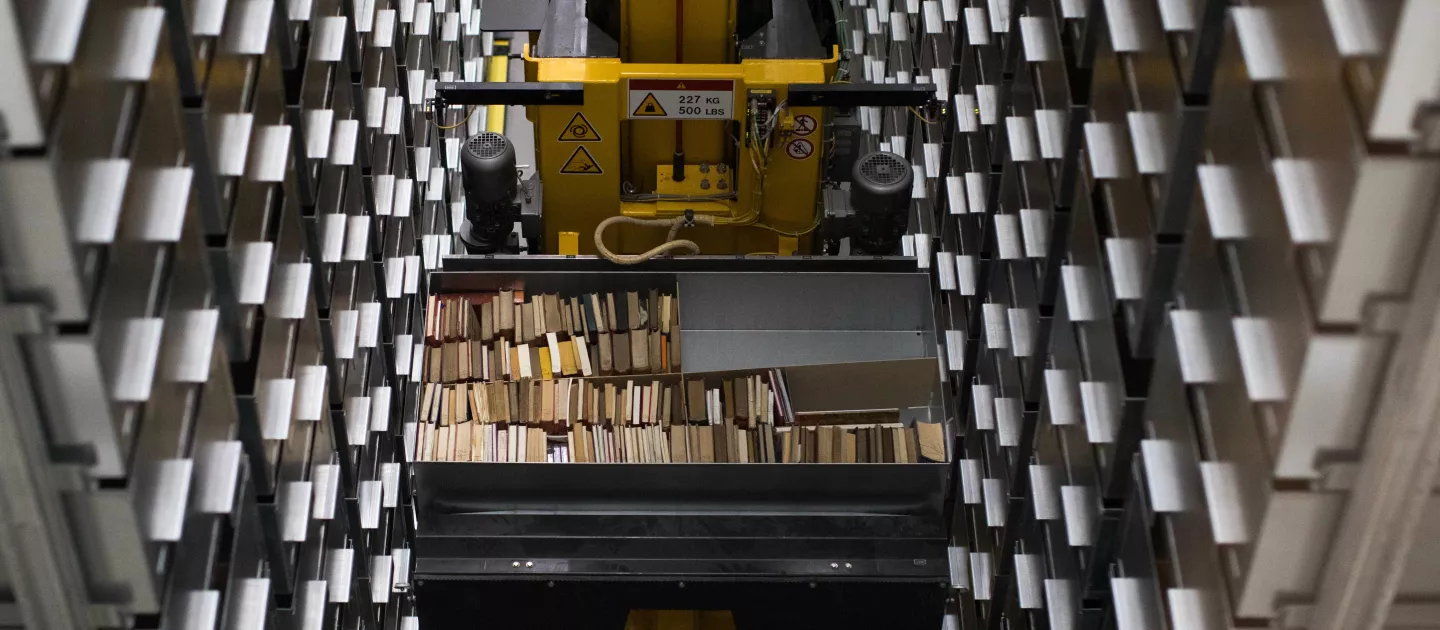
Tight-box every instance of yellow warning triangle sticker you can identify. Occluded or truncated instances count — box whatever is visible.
[559,145,603,174]
[632,93,667,117]
[557,112,601,142]
[675,82,686,89]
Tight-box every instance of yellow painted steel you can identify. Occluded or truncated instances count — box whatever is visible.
[621,0,735,192]
[526,48,837,256]
[624,610,736,630]
[558,231,580,255]
[485,53,509,134]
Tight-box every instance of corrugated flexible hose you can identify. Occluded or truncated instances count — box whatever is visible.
[593,214,716,265]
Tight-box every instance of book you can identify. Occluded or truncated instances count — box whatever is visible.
[613,332,631,374]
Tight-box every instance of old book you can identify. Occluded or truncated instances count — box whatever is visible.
[540,380,555,423]
[735,378,750,423]
[506,381,519,422]
[557,379,571,424]
[613,332,632,374]
[529,345,544,379]
[456,421,472,461]
[685,379,705,422]
[485,382,501,422]
[480,301,494,342]
[660,386,672,427]
[842,431,857,463]
[670,428,686,462]
[531,296,545,339]
[765,424,777,462]
[480,344,490,382]
[529,380,544,424]
[470,385,486,423]
[425,346,441,383]
[575,337,593,376]
[646,330,661,374]
[585,294,604,333]
[625,292,641,330]
[669,325,682,371]
[558,340,577,375]
[917,422,945,462]
[660,296,672,334]
[542,294,561,334]
[439,387,452,428]
[818,426,834,463]
[538,345,553,380]
[723,380,736,421]
[629,332,649,373]
[648,289,659,329]
[622,382,635,425]
[603,383,616,425]
[515,344,531,378]
[781,428,792,463]
[456,342,470,381]
[497,291,514,333]
[610,294,626,330]
[713,423,729,463]
[456,385,471,424]
[573,298,586,337]
[880,428,895,463]
[420,383,437,424]
[520,301,535,342]
[697,426,715,463]
[598,333,614,374]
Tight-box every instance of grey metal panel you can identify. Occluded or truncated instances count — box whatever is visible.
[682,330,932,373]
[677,272,933,332]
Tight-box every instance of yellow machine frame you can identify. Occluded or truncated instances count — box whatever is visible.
[521,9,838,256]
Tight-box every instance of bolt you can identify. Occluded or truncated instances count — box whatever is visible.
[717,164,728,174]
[717,179,728,190]
[700,179,710,190]
[678,582,686,589]
[845,563,853,569]
[699,163,710,173]
[512,561,521,568]
[547,581,555,587]
[809,582,817,589]
[525,561,534,568]
[831,563,839,569]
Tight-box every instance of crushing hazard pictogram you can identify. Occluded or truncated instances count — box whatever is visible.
[785,138,815,160]
[558,112,601,142]
[560,145,603,174]
[632,93,668,117]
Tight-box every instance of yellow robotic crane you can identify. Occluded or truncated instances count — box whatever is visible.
[436,0,928,260]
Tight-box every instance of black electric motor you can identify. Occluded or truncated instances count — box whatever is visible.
[849,151,913,255]
[459,132,520,254]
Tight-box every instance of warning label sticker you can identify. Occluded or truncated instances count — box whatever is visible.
[560,145,603,174]
[792,114,818,136]
[785,138,815,160]
[626,79,735,120]
[632,93,667,117]
[558,112,601,142]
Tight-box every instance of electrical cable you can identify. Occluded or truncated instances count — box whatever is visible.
[433,106,480,130]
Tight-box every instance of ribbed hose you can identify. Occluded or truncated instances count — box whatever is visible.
[593,215,716,265]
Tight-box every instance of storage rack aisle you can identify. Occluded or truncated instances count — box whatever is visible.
[0,0,495,628]
[5,1,1440,630]
[905,1,1440,630]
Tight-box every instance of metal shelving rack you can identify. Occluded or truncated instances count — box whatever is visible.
[5,0,1440,629]
[0,0,496,628]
